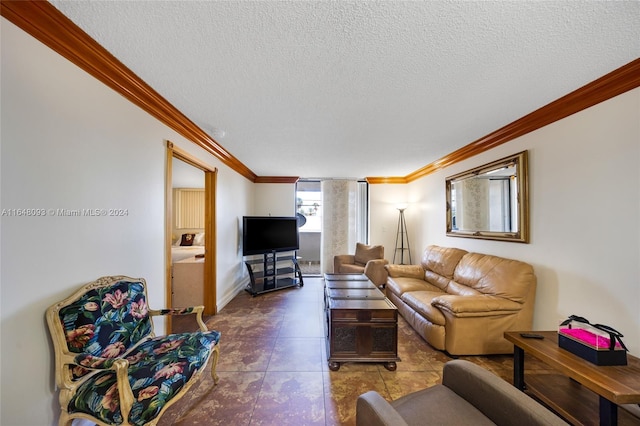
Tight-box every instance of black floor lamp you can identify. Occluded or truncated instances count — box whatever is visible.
[393,205,412,265]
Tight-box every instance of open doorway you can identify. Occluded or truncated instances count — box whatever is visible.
[165,141,217,333]
[296,180,322,276]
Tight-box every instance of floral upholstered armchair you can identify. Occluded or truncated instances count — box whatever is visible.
[46,275,221,426]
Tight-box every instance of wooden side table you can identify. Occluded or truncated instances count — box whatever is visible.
[504,331,640,425]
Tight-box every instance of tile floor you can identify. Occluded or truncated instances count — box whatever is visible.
[159,277,546,426]
[298,260,321,276]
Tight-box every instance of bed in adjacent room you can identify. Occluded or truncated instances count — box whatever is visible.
[171,232,205,262]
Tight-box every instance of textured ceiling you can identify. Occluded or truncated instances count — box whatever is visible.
[50,1,639,179]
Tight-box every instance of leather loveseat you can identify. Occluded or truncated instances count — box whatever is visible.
[385,245,536,355]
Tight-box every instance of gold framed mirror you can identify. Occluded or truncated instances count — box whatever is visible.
[446,150,529,243]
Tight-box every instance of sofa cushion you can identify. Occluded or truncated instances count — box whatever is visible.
[354,243,384,265]
[391,384,495,426]
[424,270,454,291]
[387,277,440,297]
[454,252,535,303]
[401,291,447,326]
[445,280,482,296]
[421,246,467,281]
[431,294,522,316]
[386,264,424,279]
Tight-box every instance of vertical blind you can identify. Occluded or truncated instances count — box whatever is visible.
[174,188,205,229]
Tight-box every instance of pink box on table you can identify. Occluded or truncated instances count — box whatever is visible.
[558,319,627,366]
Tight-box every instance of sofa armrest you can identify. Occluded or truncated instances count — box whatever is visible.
[431,294,521,317]
[364,259,389,286]
[443,360,567,425]
[384,264,424,279]
[356,391,409,426]
[334,254,356,273]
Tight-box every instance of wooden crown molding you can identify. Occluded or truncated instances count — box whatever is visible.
[254,176,300,184]
[4,2,638,185]
[368,58,640,184]
[1,0,257,182]
[365,176,408,185]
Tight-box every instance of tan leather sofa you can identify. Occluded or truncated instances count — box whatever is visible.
[334,242,389,286]
[385,245,536,355]
[356,359,567,426]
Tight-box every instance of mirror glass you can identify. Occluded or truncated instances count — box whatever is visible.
[446,151,529,243]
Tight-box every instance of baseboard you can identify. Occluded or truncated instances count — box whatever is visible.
[217,278,249,312]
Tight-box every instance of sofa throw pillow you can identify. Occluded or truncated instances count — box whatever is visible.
[354,243,384,265]
[180,233,196,246]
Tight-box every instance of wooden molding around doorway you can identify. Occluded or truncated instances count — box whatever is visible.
[165,141,218,333]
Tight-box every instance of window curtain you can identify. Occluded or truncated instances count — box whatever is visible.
[321,180,367,274]
[355,181,368,244]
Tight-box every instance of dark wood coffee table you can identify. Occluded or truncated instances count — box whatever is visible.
[324,274,399,371]
[505,331,640,425]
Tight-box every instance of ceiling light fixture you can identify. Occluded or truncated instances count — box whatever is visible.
[200,123,226,140]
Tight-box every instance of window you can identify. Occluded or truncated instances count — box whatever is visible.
[296,181,322,232]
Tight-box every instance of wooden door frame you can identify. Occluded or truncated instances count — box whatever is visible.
[165,141,217,332]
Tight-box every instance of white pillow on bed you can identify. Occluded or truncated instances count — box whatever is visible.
[193,232,205,246]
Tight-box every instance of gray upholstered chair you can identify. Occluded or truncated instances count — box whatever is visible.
[333,242,388,286]
[356,360,567,426]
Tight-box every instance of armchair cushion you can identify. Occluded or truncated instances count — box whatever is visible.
[354,243,384,265]
[69,331,220,426]
[339,263,367,274]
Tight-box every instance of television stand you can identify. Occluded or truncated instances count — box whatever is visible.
[244,251,303,296]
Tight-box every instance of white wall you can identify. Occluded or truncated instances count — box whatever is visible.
[371,88,640,355]
[0,19,252,425]
[172,157,205,188]
[369,185,410,263]
[253,183,297,217]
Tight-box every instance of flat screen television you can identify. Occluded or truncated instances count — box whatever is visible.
[242,216,299,256]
